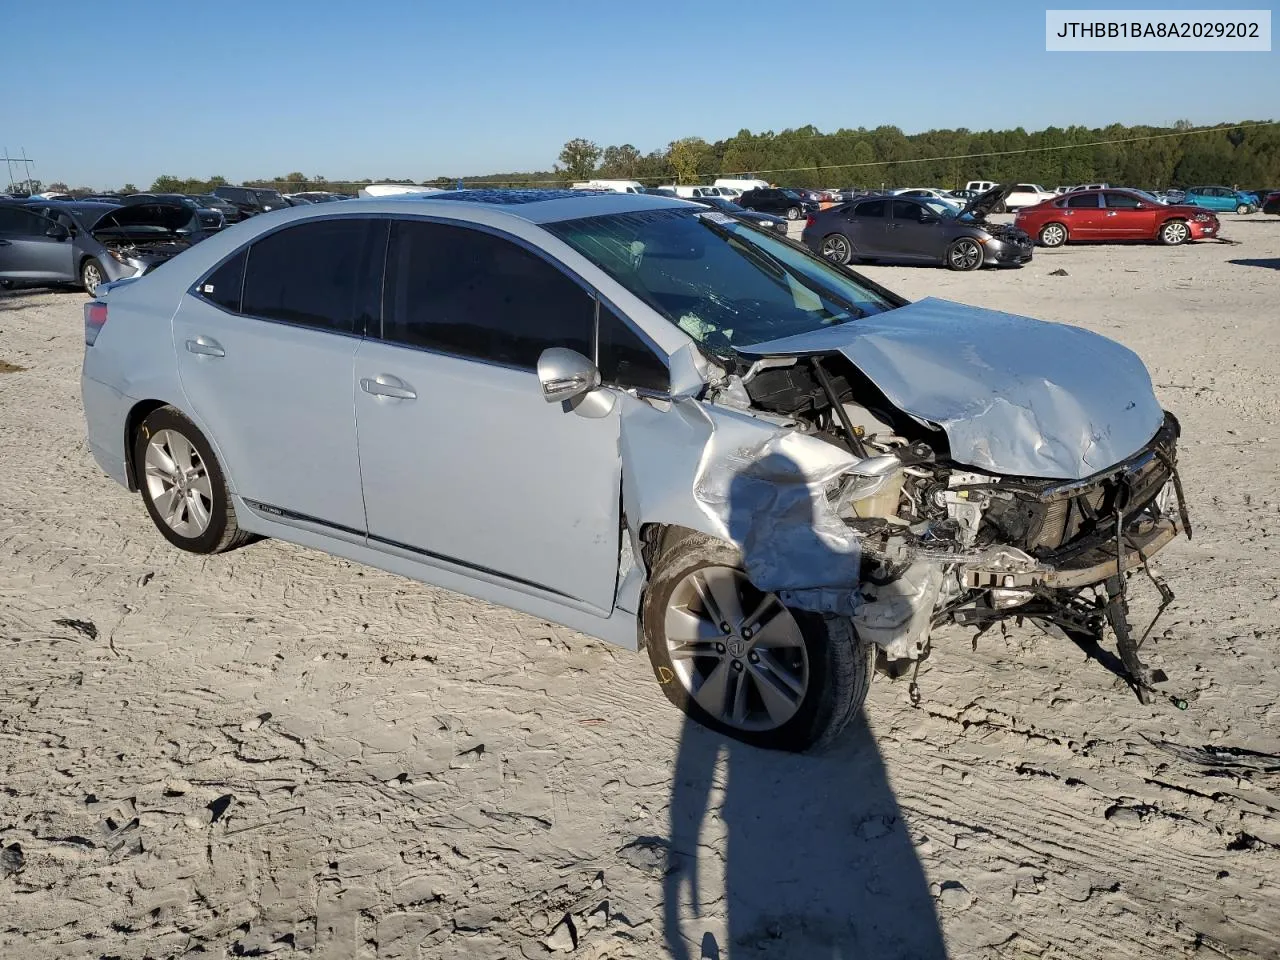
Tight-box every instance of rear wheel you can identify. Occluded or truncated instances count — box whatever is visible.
[642,532,872,752]
[1038,222,1068,247]
[1159,220,1189,245]
[785,206,801,220]
[133,405,250,554]
[820,233,852,265]
[946,237,984,271]
[81,258,105,296]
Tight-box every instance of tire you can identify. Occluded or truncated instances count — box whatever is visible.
[945,237,984,271]
[785,206,801,220]
[132,405,251,555]
[641,532,872,752]
[1159,219,1190,245]
[81,258,105,296]
[820,233,852,265]
[1038,222,1068,248]
[1235,203,1250,215]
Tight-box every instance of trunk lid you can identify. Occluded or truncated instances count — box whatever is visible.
[736,297,1165,481]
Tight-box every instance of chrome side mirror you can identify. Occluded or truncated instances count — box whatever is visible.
[537,347,601,403]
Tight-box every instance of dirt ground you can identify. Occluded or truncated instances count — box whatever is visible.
[2,217,1279,960]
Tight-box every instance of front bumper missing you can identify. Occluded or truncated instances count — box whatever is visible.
[962,516,1180,591]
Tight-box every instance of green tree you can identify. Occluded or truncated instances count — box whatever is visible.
[667,137,710,184]
[557,138,602,180]
[599,144,642,178]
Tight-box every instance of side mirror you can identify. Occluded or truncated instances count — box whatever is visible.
[46,222,70,240]
[537,347,601,403]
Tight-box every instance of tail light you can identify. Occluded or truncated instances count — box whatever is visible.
[805,215,816,228]
[84,301,108,346]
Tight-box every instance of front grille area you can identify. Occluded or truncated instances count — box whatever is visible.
[982,414,1178,558]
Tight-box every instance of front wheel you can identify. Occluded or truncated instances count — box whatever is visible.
[1236,203,1250,215]
[785,206,801,220]
[945,237,984,271]
[81,258,105,296]
[642,532,872,752]
[133,405,251,554]
[1038,222,1068,247]
[820,233,852,265]
[1159,220,1190,245]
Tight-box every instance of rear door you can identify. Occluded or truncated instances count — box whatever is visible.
[846,198,888,255]
[0,206,76,281]
[1062,191,1103,237]
[173,216,384,532]
[354,218,625,613]
[1100,191,1151,238]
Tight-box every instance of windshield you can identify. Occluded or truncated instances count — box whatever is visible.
[781,189,802,199]
[922,199,960,217]
[1129,189,1165,204]
[546,209,895,356]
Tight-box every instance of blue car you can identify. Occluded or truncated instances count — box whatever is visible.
[1181,185,1257,214]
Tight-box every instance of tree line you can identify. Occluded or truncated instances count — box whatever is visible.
[15,119,1279,198]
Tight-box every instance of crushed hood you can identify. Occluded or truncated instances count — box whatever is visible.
[87,201,195,235]
[738,297,1166,481]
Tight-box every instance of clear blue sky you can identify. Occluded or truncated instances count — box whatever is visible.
[2,0,1275,187]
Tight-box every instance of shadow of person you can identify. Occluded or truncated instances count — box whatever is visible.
[662,450,947,959]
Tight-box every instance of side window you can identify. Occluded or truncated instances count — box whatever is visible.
[1066,193,1099,209]
[854,199,886,218]
[0,208,51,236]
[383,219,594,369]
[891,199,922,221]
[241,218,382,334]
[196,248,247,312]
[1103,192,1140,209]
[598,304,668,393]
[1015,184,1035,192]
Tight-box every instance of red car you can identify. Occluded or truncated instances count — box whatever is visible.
[1014,188,1220,247]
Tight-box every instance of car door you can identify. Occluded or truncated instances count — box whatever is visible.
[0,206,76,281]
[887,199,937,260]
[845,198,887,255]
[1100,191,1150,238]
[353,217,624,614]
[173,216,383,533]
[1061,191,1103,237]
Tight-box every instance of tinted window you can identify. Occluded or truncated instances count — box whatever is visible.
[197,249,247,312]
[1103,192,1141,208]
[891,200,923,221]
[0,207,51,236]
[1015,184,1035,192]
[383,219,593,369]
[853,199,887,218]
[598,304,668,393]
[242,218,382,334]
[1066,193,1100,208]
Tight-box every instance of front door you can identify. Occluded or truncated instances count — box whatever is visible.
[1100,191,1151,238]
[354,218,623,613]
[0,206,75,281]
[887,199,938,260]
[172,217,383,532]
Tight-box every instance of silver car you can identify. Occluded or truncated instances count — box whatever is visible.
[81,191,1190,751]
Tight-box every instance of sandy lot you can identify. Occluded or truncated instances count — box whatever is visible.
[2,217,1279,959]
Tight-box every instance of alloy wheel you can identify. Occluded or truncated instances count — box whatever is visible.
[663,565,809,732]
[1163,221,1189,244]
[82,262,102,295]
[949,239,982,270]
[143,429,214,538]
[821,234,852,264]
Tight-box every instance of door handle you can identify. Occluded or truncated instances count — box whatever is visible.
[1106,211,1117,217]
[185,336,225,357]
[360,374,417,401]
[0,239,10,246]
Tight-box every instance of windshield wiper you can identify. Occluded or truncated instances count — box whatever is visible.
[692,214,866,321]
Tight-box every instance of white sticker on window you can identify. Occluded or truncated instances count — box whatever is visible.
[698,211,734,224]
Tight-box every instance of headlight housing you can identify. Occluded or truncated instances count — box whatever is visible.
[1194,213,1211,222]
[107,249,131,264]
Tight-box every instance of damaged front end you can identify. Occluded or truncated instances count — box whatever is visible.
[685,319,1191,706]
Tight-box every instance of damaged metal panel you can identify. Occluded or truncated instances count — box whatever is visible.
[740,297,1166,481]
[620,394,868,616]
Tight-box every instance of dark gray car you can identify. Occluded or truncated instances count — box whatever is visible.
[801,185,1033,271]
[0,199,201,294]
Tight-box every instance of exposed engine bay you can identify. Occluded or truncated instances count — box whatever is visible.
[710,351,1192,705]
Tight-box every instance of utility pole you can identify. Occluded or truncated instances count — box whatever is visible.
[0,149,36,194]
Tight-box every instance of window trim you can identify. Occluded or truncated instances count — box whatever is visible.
[189,214,388,340]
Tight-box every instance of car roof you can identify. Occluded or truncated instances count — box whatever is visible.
[350,189,690,224]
